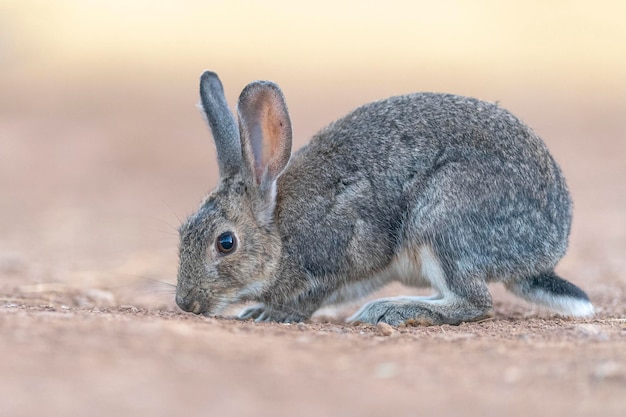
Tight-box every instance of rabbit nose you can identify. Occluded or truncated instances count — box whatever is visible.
[176,289,203,314]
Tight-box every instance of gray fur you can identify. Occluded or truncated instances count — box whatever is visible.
[176,71,593,325]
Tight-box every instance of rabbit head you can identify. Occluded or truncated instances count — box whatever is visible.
[176,71,292,315]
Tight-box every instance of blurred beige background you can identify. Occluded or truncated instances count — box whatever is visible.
[2,5,626,417]
[3,1,625,92]
[1,1,624,307]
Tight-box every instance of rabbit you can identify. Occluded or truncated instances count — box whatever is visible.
[175,70,594,325]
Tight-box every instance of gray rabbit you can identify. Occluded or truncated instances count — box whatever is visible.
[175,71,593,325]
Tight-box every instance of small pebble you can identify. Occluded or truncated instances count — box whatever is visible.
[374,362,398,379]
[503,366,522,384]
[591,362,625,383]
[376,322,395,336]
[574,323,601,336]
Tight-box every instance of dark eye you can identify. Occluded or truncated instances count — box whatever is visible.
[216,231,237,254]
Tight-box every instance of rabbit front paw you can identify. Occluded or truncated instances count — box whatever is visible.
[238,304,267,320]
[238,304,307,323]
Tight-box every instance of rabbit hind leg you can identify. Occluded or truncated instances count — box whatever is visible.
[347,245,494,326]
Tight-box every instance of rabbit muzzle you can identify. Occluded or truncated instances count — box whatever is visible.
[175,287,208,314]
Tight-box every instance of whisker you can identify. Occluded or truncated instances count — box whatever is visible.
[142,279,177,294]
[151,217,180,233]
[162,201,184,226]
[150,279,176,288]
[157,229,180,238]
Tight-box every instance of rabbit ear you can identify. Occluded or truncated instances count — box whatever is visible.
[237,81,292,189]
[199,71,242,178]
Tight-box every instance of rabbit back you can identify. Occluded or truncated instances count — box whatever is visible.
[275,93,572,288]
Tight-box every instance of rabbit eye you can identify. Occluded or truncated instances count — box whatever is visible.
[216,231,237,254]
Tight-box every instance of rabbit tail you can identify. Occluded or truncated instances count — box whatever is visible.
[507,271,594,317]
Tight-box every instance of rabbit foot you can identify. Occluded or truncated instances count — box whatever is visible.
[238,304,266,320]
[348,297,493,326]
[238,304,307,323]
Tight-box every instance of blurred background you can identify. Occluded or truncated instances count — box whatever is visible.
[1,0,624,309]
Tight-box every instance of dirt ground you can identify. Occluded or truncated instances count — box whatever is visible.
[1,79,625,417]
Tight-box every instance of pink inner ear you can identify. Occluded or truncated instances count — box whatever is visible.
[253,95,285,182]
[239,83,291,186]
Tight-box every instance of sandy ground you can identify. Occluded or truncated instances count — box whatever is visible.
[1,80,625,417]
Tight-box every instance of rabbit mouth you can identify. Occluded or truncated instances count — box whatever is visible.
[175,286,234,316]
[188,300,203,314]
[176,288,212,315]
